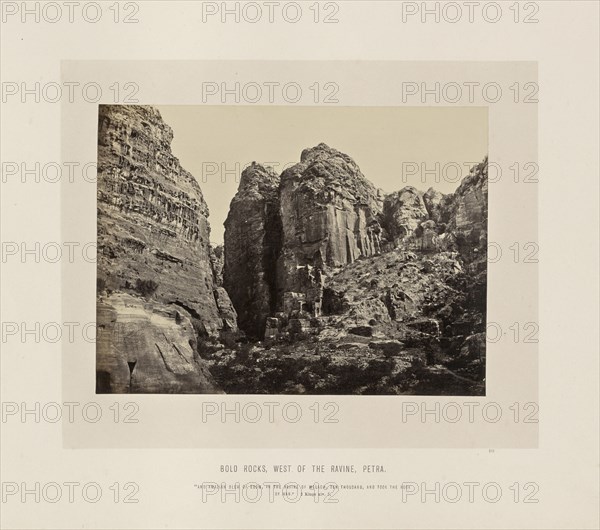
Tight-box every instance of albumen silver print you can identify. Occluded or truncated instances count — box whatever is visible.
[96,104,488,395]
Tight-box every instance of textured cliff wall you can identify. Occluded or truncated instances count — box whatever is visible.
[423,188,445,224]
[96,104,235,393]
[277,143,384,314]
[382,187,429,245]
[223,144,487,342]
[441,157,488,262]
[379,160,488,259]
[96,293,219,394]
[213,156,488,395]
[97,108,488,395]
[224,144,385,335]
[223,163,282,337]
[279,143,383,267]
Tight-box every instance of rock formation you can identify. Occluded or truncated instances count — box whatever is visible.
[97,105,487,395]
[96,293,219,393]
[275,144,384,319]
[96,104,236,393]
[209,244,225,286]
[382,186,429,245]
[224,144,386,337]
[213,150,488,395]
[441,157,489,263]
[423,187,445,224]
[223,163,282,338]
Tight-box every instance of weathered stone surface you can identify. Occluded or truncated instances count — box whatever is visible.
[210,244,225,287]
[96,293,220,394]
[459,332,486,361]
[97,108,489,395]
[423,187,445,224]
[413,220,440,252]
[97,105,236,392]
[264,317,281,339]
[382,186,429,246]
[97,104,236,336]
[277,143,383,314]
[348,326,373,337]
[223,163,282,337]
[368,340,404,355]
[213,287,237,331]
[440,158,488,262]
[406,317,441,336]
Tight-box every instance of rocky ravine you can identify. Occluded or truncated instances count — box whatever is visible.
[96,105,487,395]
[96,105,236,393]
[218,145,487,395]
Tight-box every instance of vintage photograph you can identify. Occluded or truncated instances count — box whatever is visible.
[96,104,488,395]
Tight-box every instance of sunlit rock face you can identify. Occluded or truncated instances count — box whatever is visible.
[276,143,384,316]
[382,186,429,245]
[279,143,383,266]
[96,293,220,394]
[96,105,235,393]
[441,157,489,262]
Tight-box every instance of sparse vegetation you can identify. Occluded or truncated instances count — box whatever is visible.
[134,278,159,297]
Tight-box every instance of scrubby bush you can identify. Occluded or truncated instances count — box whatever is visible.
[135,278,159,297]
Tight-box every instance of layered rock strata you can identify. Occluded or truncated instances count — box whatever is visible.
[277,144,384,315]
[224,144,386,337]
[96,104,235,393]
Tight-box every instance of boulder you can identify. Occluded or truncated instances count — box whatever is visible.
[368,340,404,355]
[349,326,373,337]
[459,333,486,361]
[406,318,441,336]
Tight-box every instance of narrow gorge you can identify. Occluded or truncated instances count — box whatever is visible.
[97,105,487,395]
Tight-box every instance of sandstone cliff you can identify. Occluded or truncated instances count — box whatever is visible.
[423,188,445,224]
[223,163,282,338]
[96,293,219,393]
[382,186,429,246]
[212,152,488,395]
[278,143,383,268]
[97,108,487,395]
[96,105,235,393]
[441,157,489,263]
[223,144,385,337]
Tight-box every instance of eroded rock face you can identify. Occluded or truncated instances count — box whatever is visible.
[423,188,445,224]
[382,187,429,245]
[280,143,383,265]
[224,145,385,335]
[97,105,236,392]
[212,155,488,395]
[223,163,282,337]
[97,105,234,335]
[277,143,383,314]
[210,244,225,287]
[97,109,488,395]
[96,293,220,394]
[441,158,488,262]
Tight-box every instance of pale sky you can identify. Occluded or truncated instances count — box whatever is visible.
[157,106,487,244]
